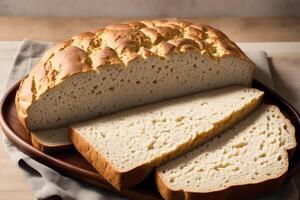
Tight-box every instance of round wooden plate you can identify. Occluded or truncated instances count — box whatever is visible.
[1,80,300,200]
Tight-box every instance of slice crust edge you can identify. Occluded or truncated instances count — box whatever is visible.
[70,88,263,190]
[155,105,297,200]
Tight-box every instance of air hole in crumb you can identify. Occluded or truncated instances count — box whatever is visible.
[259,143,264,150]
[259,153,266,158]
[197,168,204,172]
[169,177,174,183]
[233,167,239,171]
[277,155,282,161]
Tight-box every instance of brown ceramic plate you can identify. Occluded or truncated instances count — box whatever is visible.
[1,80,299,200]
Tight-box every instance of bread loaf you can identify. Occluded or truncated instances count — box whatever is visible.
[156,105,296,200]
[15,19,254,131]
[70,86,263,190]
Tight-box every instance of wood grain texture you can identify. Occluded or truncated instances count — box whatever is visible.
[0,142,36,200]
[0,17,299,42]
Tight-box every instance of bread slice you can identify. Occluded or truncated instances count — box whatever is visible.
[31,127,72,153]
[156,105,296,200]
[70,86,263,190]
[16,20,254,131]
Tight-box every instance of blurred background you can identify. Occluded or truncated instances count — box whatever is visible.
[1,0,300,17]
[0,0,299,42]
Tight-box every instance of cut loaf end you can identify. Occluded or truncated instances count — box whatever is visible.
[16,20,255,131]
[70,86,263,190]
[156,105,296,200]
[25,53,253,131]
[31,127,72,153]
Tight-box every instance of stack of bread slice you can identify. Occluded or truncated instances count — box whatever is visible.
[15,20,296,200]
[70,86,263,189]
[156,105,296,200]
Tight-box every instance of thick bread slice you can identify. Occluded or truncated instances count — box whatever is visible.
[70,86,263,190]
[156,105,296,200]
[31,127,72,153]
[16,19,254,131]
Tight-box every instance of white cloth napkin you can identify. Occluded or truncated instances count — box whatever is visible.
[1,39,298,200]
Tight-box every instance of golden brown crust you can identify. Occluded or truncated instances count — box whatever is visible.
[15,19,252,129]
[156,169,287,200]
[155,172,184,200]
[69,127,152,190]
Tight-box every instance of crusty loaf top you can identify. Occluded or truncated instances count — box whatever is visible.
[15,19,251,127]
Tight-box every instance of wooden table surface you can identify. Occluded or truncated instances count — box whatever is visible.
[0,17,299,200]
